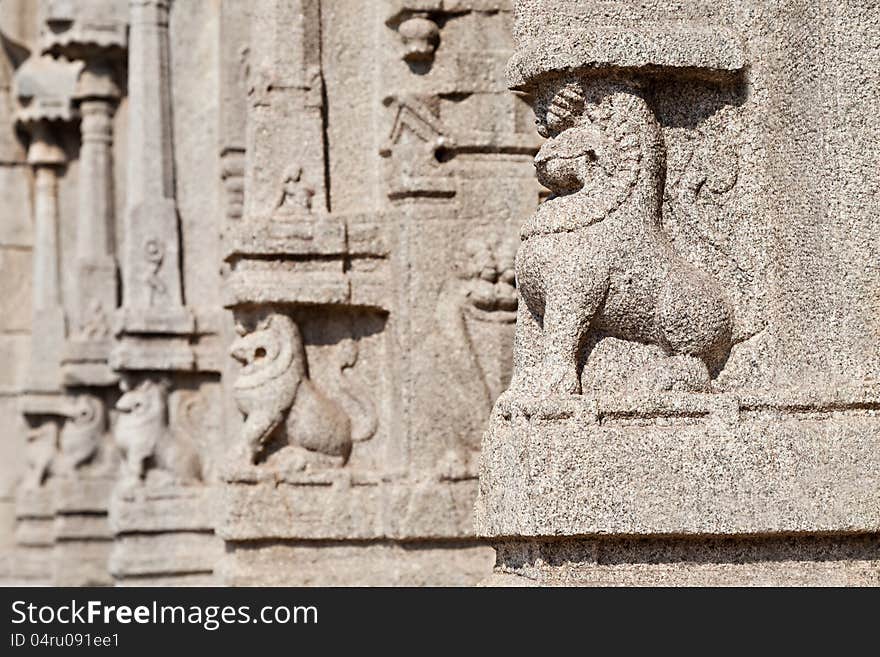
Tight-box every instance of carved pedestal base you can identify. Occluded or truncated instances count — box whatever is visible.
[219,540,495,587]
[52,475,114,586]
[219,472,492,585]
[487,536,880,587]
[221,471,478,541]
[14,487,55,585]
[109,484,221,585]
[476,387,880,586]
[54,539,113,586]
[62,339,118,387]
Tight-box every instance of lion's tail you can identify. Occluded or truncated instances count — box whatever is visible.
[337,338,378,443]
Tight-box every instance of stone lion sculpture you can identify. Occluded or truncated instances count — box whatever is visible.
[114,379,202,485]
[56,394,107,474]
[512,78,734,395]
[230,313,377,469]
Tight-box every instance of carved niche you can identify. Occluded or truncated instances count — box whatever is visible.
[113,378,203,486]
[56,394,111,474]
[507,76,763,398]
[418,233,517,478]
[230,312,377,473]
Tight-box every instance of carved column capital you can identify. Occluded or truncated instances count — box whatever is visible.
[128,0,171,26]
[74,61,121,104]
[23,121,66,168]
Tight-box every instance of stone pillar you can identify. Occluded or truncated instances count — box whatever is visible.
[71,64,120,350]
[26,124,66,391]
[35,0,130,587]
[475,1,880,586]
[23,162,71,576]
[11,52,80,585]
[115,0,194,352]
[108,0,222,585]
[124,0,178,299]
[217,0,249,226]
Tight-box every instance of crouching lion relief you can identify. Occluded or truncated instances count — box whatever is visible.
[509,77,757,397]
[230,313,377,471]
[114,379,203,486]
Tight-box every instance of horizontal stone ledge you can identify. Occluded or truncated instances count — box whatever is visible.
[225,214,393,258]
[219,477,478,541]
[109,532,223,578]
[476,406,880,539]
[492,383,880,423]
[223,271,392,311]
[52,542,115,587]
[223,270,351,307]
[109,484,216,534]
[61,361,119,387]
[386,0,510,21]
[225,217,348,257]
[54,514,113,541]
[507,24,746,89]
[18,391,69,416]
[15,517,55,546]
[491,535,880,586]
[6,547,54,583]
[109,336,196,372]
[15,487,54,517]
[52,475,114,513]
[62,337,113,362]
[114,306,196,335]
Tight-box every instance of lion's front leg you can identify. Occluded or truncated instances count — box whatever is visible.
[239,409,286,464]
[540,278,607,396]
[504,301,544,395]
[119,443,150,487]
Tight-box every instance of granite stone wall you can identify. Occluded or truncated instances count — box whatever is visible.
[0,0,877,586]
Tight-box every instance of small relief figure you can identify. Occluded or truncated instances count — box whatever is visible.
[420,236,518,478]
[511,79,736,397]
[230,313,377,471]
[56,395,107,474]
[396,14,440,68]
[75,300,112,341]
[114,379,202,486]
[275,165,315,215]
[143,238,167,306]
[22,422,58,490]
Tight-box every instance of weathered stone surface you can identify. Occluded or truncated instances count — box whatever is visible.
[492,536,880,587]
[213,0,535,584]
[1,0,532,584]
[110,531,222,582]
[3,0,877,588]
[475,0,880,586]
[219,541,495,587]
[479,391,880,537]
[0,250,32,332]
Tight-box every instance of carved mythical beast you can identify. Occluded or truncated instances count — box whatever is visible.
[230,313,377,468]
[22,422,57,490]
[114,379,202,485]
[512,79,735,395]
[56,395,107,474]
